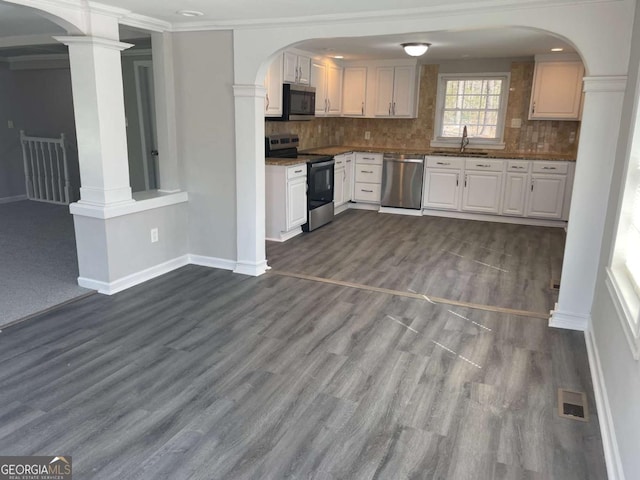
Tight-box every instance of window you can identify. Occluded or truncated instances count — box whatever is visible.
[432,73,510,149]
[607,73,640,360]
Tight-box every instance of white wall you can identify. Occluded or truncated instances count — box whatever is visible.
[590,1,640,478]
[172,30,237,262]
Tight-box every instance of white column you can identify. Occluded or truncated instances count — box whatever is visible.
[550,76,627,331]
[152,32,180,193]
[233,84,268,276]
[55,36,133,207]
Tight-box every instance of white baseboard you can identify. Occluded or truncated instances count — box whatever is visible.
[265,227,302,243]
[78,255,190,295]
[549,303,590,330]
[188,254,237,271]
[234,259,269,276]
[0,194,27,204]
[584,328,625,480]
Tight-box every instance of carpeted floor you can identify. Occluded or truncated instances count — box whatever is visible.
[0,200,92,326]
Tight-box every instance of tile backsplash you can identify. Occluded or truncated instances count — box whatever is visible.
[265,60,580,156]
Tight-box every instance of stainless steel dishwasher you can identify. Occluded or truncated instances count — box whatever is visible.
[381,153,425,209]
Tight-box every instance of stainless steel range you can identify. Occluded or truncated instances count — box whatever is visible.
[265,134,335,232]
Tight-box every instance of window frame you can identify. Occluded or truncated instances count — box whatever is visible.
[607,66,640,361]
[431,72,511,150]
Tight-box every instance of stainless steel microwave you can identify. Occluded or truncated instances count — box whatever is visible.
[267,84,316,121]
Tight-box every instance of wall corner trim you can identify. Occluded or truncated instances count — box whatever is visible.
[549,304,590,330]
[585,329,626,480]
[583,76,628,93]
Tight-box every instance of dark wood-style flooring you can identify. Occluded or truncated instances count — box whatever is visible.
[0,212,605,479]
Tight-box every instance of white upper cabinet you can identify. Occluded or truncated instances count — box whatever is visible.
[373,65,417,118]
[283,51,311,85]
[342,67,367,116]
[529,54,584,121]
[264,54,283,117]
[311,59,343,116]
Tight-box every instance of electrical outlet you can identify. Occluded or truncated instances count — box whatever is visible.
[150,228,159,243]
[7,120,14,129]
[510,118,522,128]
[364,131,371,140]
[569,131,576,143]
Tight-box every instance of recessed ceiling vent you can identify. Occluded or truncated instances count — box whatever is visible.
[558,388,589,422]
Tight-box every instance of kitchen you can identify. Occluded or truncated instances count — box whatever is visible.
[261,29,582,323]
[264,30,581,251]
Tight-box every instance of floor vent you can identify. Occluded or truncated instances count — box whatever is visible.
[550,279,561,290]
[558,388,589,422]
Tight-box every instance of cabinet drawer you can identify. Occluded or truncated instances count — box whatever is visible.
[287,164,307,180]
[506,160,530,173]
[334,156,345,167]
[355,152,383,165]
[354,182,381,202]
[464,158,504,172]
[355,164,382,183]
[531,161,568,174]
[426,156,464,169]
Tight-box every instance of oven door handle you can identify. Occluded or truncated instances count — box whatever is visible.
[309,159,335,169]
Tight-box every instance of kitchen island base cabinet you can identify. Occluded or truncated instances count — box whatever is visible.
[266,164,307,242]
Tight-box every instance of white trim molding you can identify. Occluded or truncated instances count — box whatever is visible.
[585,328,626,480]
[188,254,238,271]
[78,255,189,295]
[549,303,590,330]
[234,260,269,277]
[70,191,188,219]
[78,253,240,295]
[54,35,133,51]
[583,76,628,93]
[605,268,640,360]
[233,84,267,98]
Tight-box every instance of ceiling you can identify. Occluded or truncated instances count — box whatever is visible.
[0,0,576,61]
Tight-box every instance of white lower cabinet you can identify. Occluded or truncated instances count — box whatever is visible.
[334,155,346,208]
[344,153,354,203]
[266,163,307,242]
[353,152,383,203]
[423,156,572,222]
[423,169,461,210]
[502,172,529,216]
[462,171,503,213]
[527,174,566,219]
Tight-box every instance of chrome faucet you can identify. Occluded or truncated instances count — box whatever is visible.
[461,125,469,153]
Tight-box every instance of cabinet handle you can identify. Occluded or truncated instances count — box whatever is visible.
[362,157,375,160]
[511,166,524,169]
[542,166,557,170]
[388,102,392,116]
[294,169,303,173]
[361,170,374,173]
[361,189,373,193]
[531,101,536,115]
[436,161,451,166]
[324,98,328,112]
[476,164,491,168]
[346,159,351,163]
[265,93,270,111]
[393,102,396,115]
[327,98,331,112]
[464,175,468,188]
[361,102,364,115]
[531,179,535,191]
[456,173,459,187]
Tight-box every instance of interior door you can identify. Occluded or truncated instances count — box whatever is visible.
[134,60,159,190]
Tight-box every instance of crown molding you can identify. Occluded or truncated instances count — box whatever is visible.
[168,0,621,31]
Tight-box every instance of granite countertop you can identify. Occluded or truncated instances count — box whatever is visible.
[265,154,335,166]
[299,145,576,162]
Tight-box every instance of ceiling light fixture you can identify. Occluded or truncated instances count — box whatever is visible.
[401,42,431,57]
[551,47,564,52]
[177,10,204,17]
[333,55,344,59]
